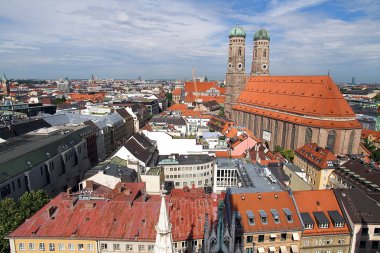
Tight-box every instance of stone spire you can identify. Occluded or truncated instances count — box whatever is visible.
[154,185,174,253]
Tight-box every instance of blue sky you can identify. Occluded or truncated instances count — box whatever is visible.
[0,0,379,83]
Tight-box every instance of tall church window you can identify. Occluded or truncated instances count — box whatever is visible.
[260,117,264,139]
[254,116,258,137]
[326,130,336,152]
[274,121,278,146]
[290,125,296,150]
[254,49,257,58]
[305,128,312,145]
[348,131,355,154]
[238,47,242,56]
[281,123,286,148]
[263,49,267,58]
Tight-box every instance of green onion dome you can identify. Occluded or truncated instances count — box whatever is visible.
[254,28,270,41]
[229,25,246,38]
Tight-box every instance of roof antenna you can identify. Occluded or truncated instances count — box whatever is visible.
[327,65,331,76]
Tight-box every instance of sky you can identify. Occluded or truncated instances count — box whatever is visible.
[0,0,379,83]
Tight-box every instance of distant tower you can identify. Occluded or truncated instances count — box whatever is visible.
[154,185,174,253]
[2,73,10,96]
[351,76,356,86]
[225,25,247,120]
[251,28,270,76]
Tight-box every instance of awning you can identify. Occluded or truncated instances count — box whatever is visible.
[270,233,277,238]
[292,232,300,241]
[280,246,288,253]
[257,247,265,253]
[269,246,276,252]
[290,245,299,253]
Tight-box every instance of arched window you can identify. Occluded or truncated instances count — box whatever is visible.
[254,49,257,58]
[254,116,258,137]
[263,49,267,57]
[327,130,336,152]
[348,131,355,154]
[238,47,242,56]
[305,128,312,145]
[274,121,278,146]
[281,123,286,148]
[230,47,232,56]
[290,125,296,150]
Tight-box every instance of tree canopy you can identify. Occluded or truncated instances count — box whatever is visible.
[0,190,50,253]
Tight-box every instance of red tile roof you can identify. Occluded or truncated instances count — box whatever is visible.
[361,129,380,142]
[184,81,218,93]
[233,76,361,129]
[172,88,182,96]
[9,183,217,242]
[293,190,350,235]
[230,191,303,233]
[295,143,337,169]
[167,104,188,111]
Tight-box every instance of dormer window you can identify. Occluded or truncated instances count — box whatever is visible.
[314,211,330,229]
[283,208,293,223]
[328,211,345,228]
[259,210,267,224]
[271,209,280,223]
[246,210,255,225]
[300,212,315,230]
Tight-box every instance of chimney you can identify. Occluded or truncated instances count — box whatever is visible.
[67,187,73,195]
[86,180,94,190]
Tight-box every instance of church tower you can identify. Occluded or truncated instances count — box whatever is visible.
[2,73,10,96]
[251,28,270,76]
[225,25,247,120]
[154,186,174,253]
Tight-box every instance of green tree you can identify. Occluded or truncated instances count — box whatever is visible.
[0,190,50,253]
[281,149,295,162]
[166,92,173,107]
[373,92,380,102]
[218,107,225,117]
[0,198,19,253]
[274,145,283,153]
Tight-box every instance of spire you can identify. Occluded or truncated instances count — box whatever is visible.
[154,185,174,253]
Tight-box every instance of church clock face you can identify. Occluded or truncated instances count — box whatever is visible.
[237,63,243,70]
[228,62,232,69]
[262,64,267,70]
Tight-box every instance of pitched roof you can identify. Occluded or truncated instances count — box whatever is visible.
[293,189,350,235]
[334,188,380,224]
[9,183,218,242]
[123,133,157,166]
[233,76,361,129]
[172,88,182,96]
[230,191,302,233]
[184,81,218,93]
[295,143,337,169]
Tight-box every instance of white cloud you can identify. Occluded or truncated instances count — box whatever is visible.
[0,0,379,82]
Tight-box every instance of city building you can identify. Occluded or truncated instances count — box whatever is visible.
[293,143,338,190]
[328,159,380,199]
[224,27,362,153]
[227,191,303,253]
[158,154,214,189]
[293,190,351,253]
[7,183,219,253]
[334,188,380,253]
[0,126,90,200]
